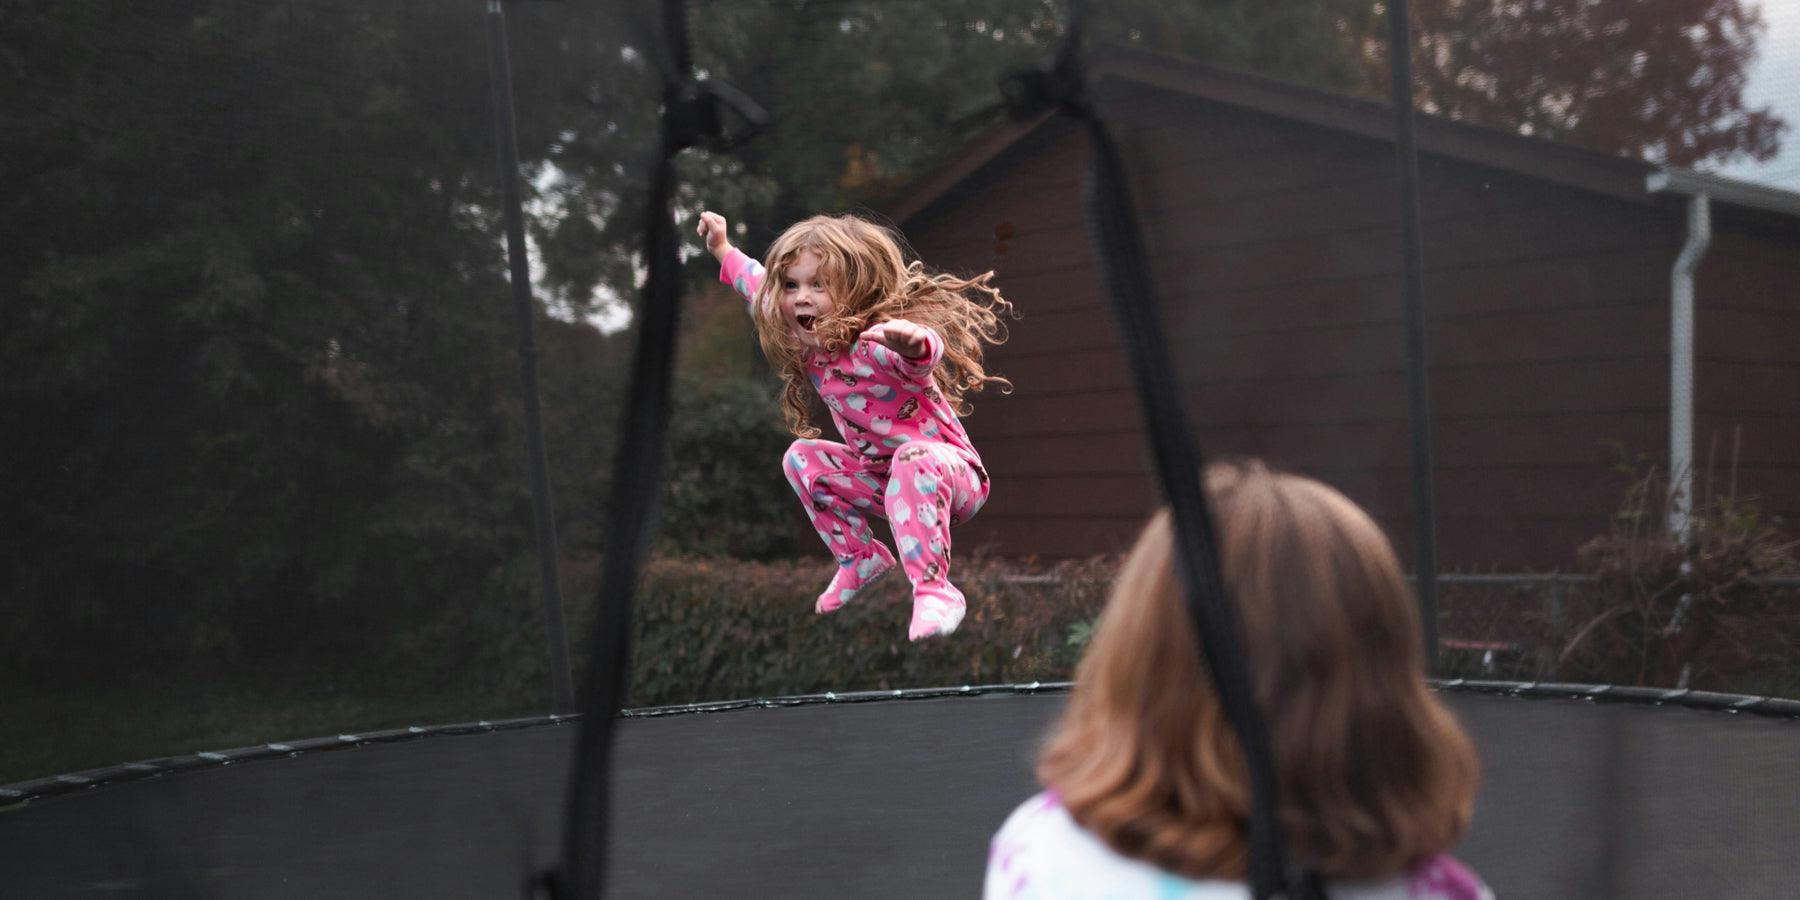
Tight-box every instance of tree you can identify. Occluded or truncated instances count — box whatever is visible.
[5,0,1782,683]
[1366,0,1784,166]
[0,0,629,676]
[532,0,1785,334]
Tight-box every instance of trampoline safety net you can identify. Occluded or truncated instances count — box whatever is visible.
[4,1,1800,898]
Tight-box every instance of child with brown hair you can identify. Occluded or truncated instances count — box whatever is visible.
[695,210,1012,640]
[985,461,1491,899]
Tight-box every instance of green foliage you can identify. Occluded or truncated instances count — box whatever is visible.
[2,0,1783,696]
[576,553,1115,707]
[486,553,1117,709]
[1064,618,1096,653]
[659,375,801,559]
[675,0,1369,252]
[0,1,632,678]
[0,553,1117,783]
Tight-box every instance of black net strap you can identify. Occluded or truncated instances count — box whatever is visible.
[552,2,766,897]
[553,0,1302,895]
[1003,8,1318,900]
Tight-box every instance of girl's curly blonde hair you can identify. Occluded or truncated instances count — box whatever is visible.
[749,214,1014,437]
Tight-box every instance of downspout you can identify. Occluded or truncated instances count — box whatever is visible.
[1667,192,1711,542]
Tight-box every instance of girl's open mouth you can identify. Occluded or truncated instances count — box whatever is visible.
[796,315,817,332]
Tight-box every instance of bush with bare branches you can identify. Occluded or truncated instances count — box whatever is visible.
[1558,440,1798,691]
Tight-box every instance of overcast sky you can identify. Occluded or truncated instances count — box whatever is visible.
[1718,0,1800,190]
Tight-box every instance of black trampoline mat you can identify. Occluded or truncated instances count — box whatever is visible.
[2,691,1796,898]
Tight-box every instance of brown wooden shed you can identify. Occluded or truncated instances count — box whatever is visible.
[886,52,1800,571]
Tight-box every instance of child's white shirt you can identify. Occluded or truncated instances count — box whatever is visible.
[984,792,1494,900]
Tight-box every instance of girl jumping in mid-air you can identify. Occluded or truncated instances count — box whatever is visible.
[986,461,1491,899]
[695,210,1012,641]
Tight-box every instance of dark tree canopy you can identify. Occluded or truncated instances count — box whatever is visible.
[0,0,1784,684]
[1,0,637,675]
[1368,0,1785,166]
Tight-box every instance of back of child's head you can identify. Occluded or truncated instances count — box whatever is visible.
[1038,460,1479,883]
[752,212,1014,437]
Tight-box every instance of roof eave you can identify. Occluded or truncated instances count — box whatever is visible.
[1087,53,1656,204]
[890,110,1063,229]
[891,51,1800,231]
[1648,168,1800,219]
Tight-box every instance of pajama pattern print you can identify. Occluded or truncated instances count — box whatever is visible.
[783,437,988,610]
[721,248,991,639]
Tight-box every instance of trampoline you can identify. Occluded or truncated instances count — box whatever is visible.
[7,0,1800,897]
[4,685,1799,898]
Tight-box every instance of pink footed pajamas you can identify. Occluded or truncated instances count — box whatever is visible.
[722,249,991,639]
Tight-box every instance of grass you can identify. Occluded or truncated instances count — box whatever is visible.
[0,678,545,787]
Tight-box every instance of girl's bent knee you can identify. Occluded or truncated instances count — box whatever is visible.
[889,442,951,475]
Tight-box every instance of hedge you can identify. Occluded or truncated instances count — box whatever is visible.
[529,552,1119,708]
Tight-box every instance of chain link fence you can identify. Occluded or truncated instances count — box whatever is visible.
[1433,574,1800,696]
[981,571,1800,698]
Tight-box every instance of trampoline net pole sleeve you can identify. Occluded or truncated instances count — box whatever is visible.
[1385,0,1442,671]
[553,1,767,896]
[555,4,686,895]
[1002,5,1318,898]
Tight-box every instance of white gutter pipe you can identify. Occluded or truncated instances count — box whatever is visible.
[1647,169,1800,539]
[1665,192,1711,542]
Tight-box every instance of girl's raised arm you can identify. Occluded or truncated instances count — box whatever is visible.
[697,209,763,302]
[695,210,734,261]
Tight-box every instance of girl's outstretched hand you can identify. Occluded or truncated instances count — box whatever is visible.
[695,210,734,262]
[859,319,931,360]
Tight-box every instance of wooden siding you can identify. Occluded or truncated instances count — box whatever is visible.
[898,83,1740,569]
[1695,217,1800,529]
